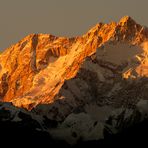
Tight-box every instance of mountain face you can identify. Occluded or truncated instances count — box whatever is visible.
[0,16,148,109]
[0,16,148,144]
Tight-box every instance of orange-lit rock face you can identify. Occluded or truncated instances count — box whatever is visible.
[0,16,148,109]
[0,34,76,102]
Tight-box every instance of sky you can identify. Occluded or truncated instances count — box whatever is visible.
[0,0,148,50]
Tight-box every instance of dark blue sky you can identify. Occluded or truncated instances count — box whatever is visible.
[0,0,148,50]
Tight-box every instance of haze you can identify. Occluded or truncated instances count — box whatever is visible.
[0,0,148,50]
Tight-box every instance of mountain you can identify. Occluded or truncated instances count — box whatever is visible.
[0,16,148,109]
[0,16,148,145]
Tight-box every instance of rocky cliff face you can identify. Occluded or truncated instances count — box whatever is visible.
[0,16,148,144]
[0,34,77,104]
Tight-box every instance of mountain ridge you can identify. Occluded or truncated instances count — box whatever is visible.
[0,16,148,110]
